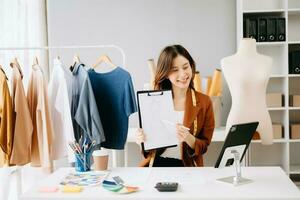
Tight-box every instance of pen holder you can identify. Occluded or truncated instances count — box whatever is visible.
[75,152,92,172]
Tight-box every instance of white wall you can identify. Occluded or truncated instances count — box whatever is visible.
[47,0,236,127]
[47,0,236,166]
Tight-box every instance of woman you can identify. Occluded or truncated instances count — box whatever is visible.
[136,45,215,167]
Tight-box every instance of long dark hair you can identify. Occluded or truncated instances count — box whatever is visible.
[154,45,196,90]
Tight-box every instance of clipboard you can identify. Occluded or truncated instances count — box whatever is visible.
[137,90,178,152]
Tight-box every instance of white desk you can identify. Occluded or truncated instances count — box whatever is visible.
[21,167,300,200]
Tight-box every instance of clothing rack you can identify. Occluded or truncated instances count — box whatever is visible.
[0,44,127,199]
[0,44,126,67]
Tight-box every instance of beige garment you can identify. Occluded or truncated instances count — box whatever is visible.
[27,65,54,172]
[0,68,13,167]
[10,65,33,165]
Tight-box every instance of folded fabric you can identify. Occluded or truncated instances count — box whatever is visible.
[62,185,83,193]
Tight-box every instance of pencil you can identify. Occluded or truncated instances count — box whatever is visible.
[161,120,190,131]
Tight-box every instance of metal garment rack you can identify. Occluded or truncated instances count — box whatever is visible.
[0,44,127,197]
[0,44,126,68]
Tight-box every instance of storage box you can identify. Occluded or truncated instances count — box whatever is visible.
[289,95,300,107]
[266,93,284,107]
[273,124,283,139]
[290,124,300,139]
[252,124,283,140]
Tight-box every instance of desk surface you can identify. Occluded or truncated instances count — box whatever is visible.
[21,167,300,200]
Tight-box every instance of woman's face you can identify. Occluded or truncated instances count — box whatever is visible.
[167,55,193,90]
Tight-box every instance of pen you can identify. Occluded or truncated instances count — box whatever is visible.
[86,140,96,153]
[161,120,190,131]
[74,142,83,154]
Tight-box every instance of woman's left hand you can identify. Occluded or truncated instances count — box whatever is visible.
[176,123,195,149]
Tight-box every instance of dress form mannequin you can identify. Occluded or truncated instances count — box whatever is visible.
[221,38,273,145]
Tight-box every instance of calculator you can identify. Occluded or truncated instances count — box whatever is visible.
[154,182,178,192]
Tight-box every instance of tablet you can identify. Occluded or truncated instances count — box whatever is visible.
[215,122,259,168]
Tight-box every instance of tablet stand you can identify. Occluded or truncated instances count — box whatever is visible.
[217,149,252,186]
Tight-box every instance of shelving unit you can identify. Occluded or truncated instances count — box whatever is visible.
[256,42,286,46]
[237,0,300,175]
[243,9,285,14]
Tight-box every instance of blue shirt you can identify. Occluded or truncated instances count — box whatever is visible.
[88,67,137,149]
[71,63,105,147]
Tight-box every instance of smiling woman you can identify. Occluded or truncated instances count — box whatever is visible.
[136,45,215,167]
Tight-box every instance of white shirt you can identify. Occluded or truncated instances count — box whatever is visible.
[48,59,75,162]
[161,110,184,160]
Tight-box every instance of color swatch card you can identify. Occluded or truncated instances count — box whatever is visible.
[102,180,139,194]
[38,186,59,193]
[60,171,109,186]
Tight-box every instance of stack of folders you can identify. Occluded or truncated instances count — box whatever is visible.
[243,17,285,42]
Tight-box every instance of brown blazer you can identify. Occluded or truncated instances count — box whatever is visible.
[139,88,215,167]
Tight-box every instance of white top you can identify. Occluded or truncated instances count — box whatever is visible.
[48,59,75,162]
[221,38,273,145]
[161,111,184,160]
[20,167,300,200]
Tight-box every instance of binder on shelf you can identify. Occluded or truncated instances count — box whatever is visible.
[267,18,276,41]
[243,19,246,38]
[244,18,257,41]
[258,18,267,42]
[289,51,300,74]
[277,18,286,41]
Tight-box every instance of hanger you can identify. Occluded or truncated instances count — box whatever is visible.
[33,56,39,66]
[31,56,40,71]
[73,54,80,65]
[0,65,8,80]
[70,54,80,71]
[10,57,24,78]
[56,46,61,60]
[92,54,116,69]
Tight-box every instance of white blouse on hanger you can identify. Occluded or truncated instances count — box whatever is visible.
[48,58,75,163]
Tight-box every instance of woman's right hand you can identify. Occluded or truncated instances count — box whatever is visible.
[135,128,146,145]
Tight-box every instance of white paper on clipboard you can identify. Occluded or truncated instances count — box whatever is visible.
[137,90,179,151]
